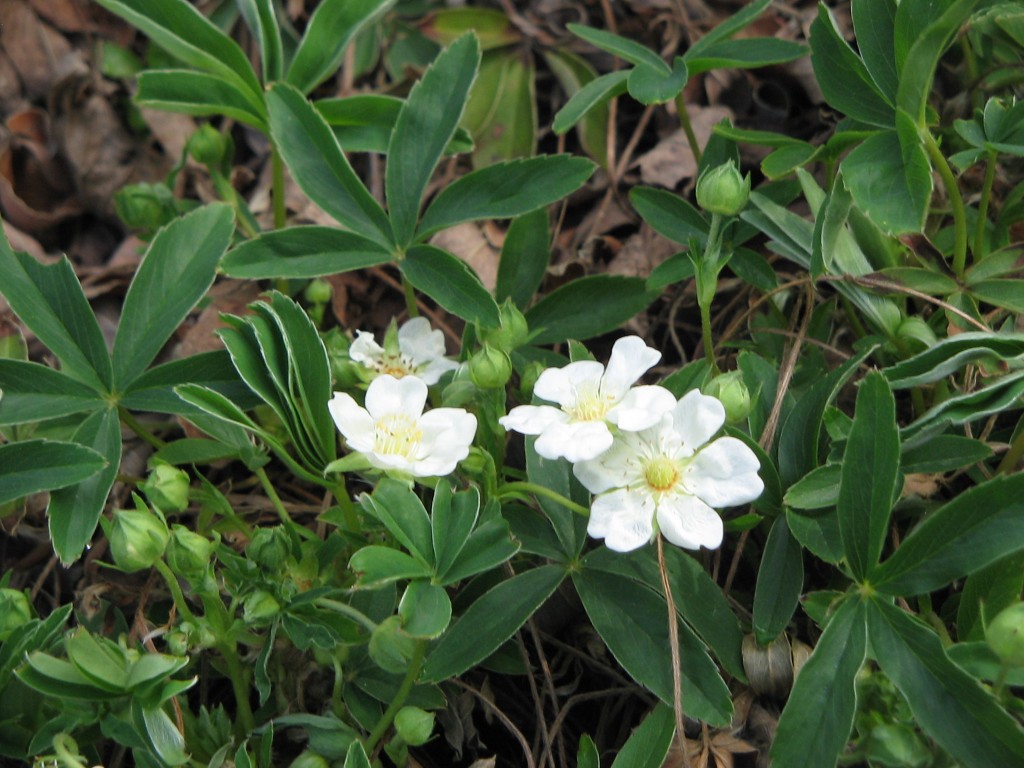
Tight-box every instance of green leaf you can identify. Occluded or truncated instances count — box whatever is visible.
[872,474,1024,595]
[422,564,565,681]
[430,484,478,580]
[462,50,536,166]
[957,553,1024,642]
[900,434,992,474]
[237,0,283,82]
[349,546,431,588]
[809,4,894,128]
[440,516,518,585]
[852,0,898,101]
[400,245,500,327]
[867,598,1024,767]
[18,652,121,700]
[771,597,866,768]
[426,7,518,49]
[362,479,434,567]
[136,70,266,128]
[552,70,629,136]
[901,370,1024,443]
[630,187,708,245]
[837,372,899,581]
[267,83,393,245]
[883,331,1024,388]
[787,507,844,564]
[761,143,818,179]
[0,440,106,505]
[387,34,480,248]
[567,24,669,72]
[0,361,105,424]
[139,703,189,766]
[575,569,732,725]
[113,203,234,388]
[752,517,803,644]
[286,0,394,93]
[344,741,372,768]
[685,38,806,75]
[542,49,610,167]
[610,704,675,768]
[878,266,959,295]
[783,464,841,510]
[120,350,257,416]
[0,233,111,392]
[968,279,1024,313]
[93,0,262,104]
[842,114,932,234]
[222,227,393,280]
[577,734,600,768]
[496,209,550,307]
[47,407,121,564]
[398,581,451,639]
[525,276,658,345]
[525,437,588,560]
[626,59,688,105]
[685,0,770,58]
[318,94,460,154]
[416,155,595,240]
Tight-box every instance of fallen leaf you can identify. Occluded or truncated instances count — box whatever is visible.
[429,221,501,291]
[0,0,83,98]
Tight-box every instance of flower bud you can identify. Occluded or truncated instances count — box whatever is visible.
[187,124,232,171]
[469,345,513,389]
[114,183,174,230]
[288,752,330,768]
[986,602,1024,668]
[369,615,416,673]
[394,706,434,746]
[247,527,291,572]
[165,630,189,657]
[704,372,751,424]
[142,462,190,514]
[696,160,750,216]
[303,278,333,306]
[0,588,32,640]
[483,300,529,352]
[517,361,546,401]
[166,525,216,584]
[243,590,281,624]
[459,447,490,476]
[102,500,169,572]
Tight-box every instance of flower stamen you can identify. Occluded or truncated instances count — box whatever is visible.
[373,413,422,458]
[643,456,681,493]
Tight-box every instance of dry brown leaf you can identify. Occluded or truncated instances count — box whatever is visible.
[174,279,263,359]
[606,225,677,279]
[637,106,733,189]
[429,221,501,292]
[138,108,196,163]
[0,0,83,98]
[902,473,941,499]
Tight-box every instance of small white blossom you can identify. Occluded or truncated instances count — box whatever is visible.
[328,375,476,477]
[499,336,675,462]
[573,390,763,552]
[350,317,458,385]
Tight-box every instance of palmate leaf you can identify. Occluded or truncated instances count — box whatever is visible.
[0,440,107,505]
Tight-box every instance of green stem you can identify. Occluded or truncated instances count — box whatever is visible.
[154,559,199,626]
[52,733,89,768]
[271,146,287,231]
[364,639,427,754]
[923,131,969,278]
[119,408,165,450]
[673,92,702,165]
[401,271,420,318]
[255,466,295,526]
[220,639,255,735]
[973,150,997,261]
[314,597,379,632]
[697,213,723,376]
[496,481,590,517]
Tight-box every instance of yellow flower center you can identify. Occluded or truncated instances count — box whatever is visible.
[568,387,615,422]
[373,413,422,458]
[643,456,680,492]
[374,353,416,378]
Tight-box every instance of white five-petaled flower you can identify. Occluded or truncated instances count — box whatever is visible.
[573,389,763,552]
[349,317,458,385]
[328,375,476,477]
[498,336,676,462]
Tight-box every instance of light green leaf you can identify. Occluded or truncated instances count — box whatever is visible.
[969,279,1024,313]
[542,49,610,167]
[0,440,107,505]
[113,203,234,388]
[901,370,1024,442]
[525,276,658,345]
[317,94,474,154]
[610,704,675,768]
[867,598,1024,767]
[136,70,266,128]
[349,546,431,588]
[387,34,480,248]
[837,372,899,580]
[0,361,106,424]
[552,70,629,135]
[400,245,500,327]
[237,0,283,82]
[462,50,536,166]
[430,484,479,581]
[398,581,452,639]
[286,0,394,94]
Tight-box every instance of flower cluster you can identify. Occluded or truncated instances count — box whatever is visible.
[329,319,475,478]
[501,337,763,553]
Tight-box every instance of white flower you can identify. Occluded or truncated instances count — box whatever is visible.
[498,336,675,462]
[328,375,477,477]
[573,390,763,552]
[349,317,458,385]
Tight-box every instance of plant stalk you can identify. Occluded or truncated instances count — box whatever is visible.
[271,145,287,231]
[657,535,689,767]
[923,132,969,277]
[496,481,591,516]
[973,150,997,261]
[364,639,427,754]
[673,93,702,165]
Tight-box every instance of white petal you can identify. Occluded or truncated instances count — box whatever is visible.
[417,357,459,385]
[588,489,655,552]
[607,385,676,431]
[684,437,764,507]
[499,405,567,435]
[365,451,416,473]
[602,336,661,397]
[398,317,448,366]
[327,393,375,451]
[364,374,427,419]
[672,389,726,450]
[573,438,638,494]
[657,494,723,550]
[419,409,478,455]
[349,330,383,365]
[534,420,613,462]
[533,361,604,407]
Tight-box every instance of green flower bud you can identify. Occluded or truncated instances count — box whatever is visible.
[288,752,330,768]
[483,300,529,352]
[0,588,32,640]
[165,630,189,657]
[469,345,513,389]
[986,602,1024,668]
[114,183,174,230]
[704,371,752,424]
[517,361,546,401]
[394,706,434,746]
[187,124,232,171]
[102,500,170,573]
[695,160,750,216]
[142,462,190,514]
[459,447,490,476]
[369,615,416,674]
[303,278,333,306]
[166,525,216,584]
[243,590,281,624]
[247,527,291,572]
